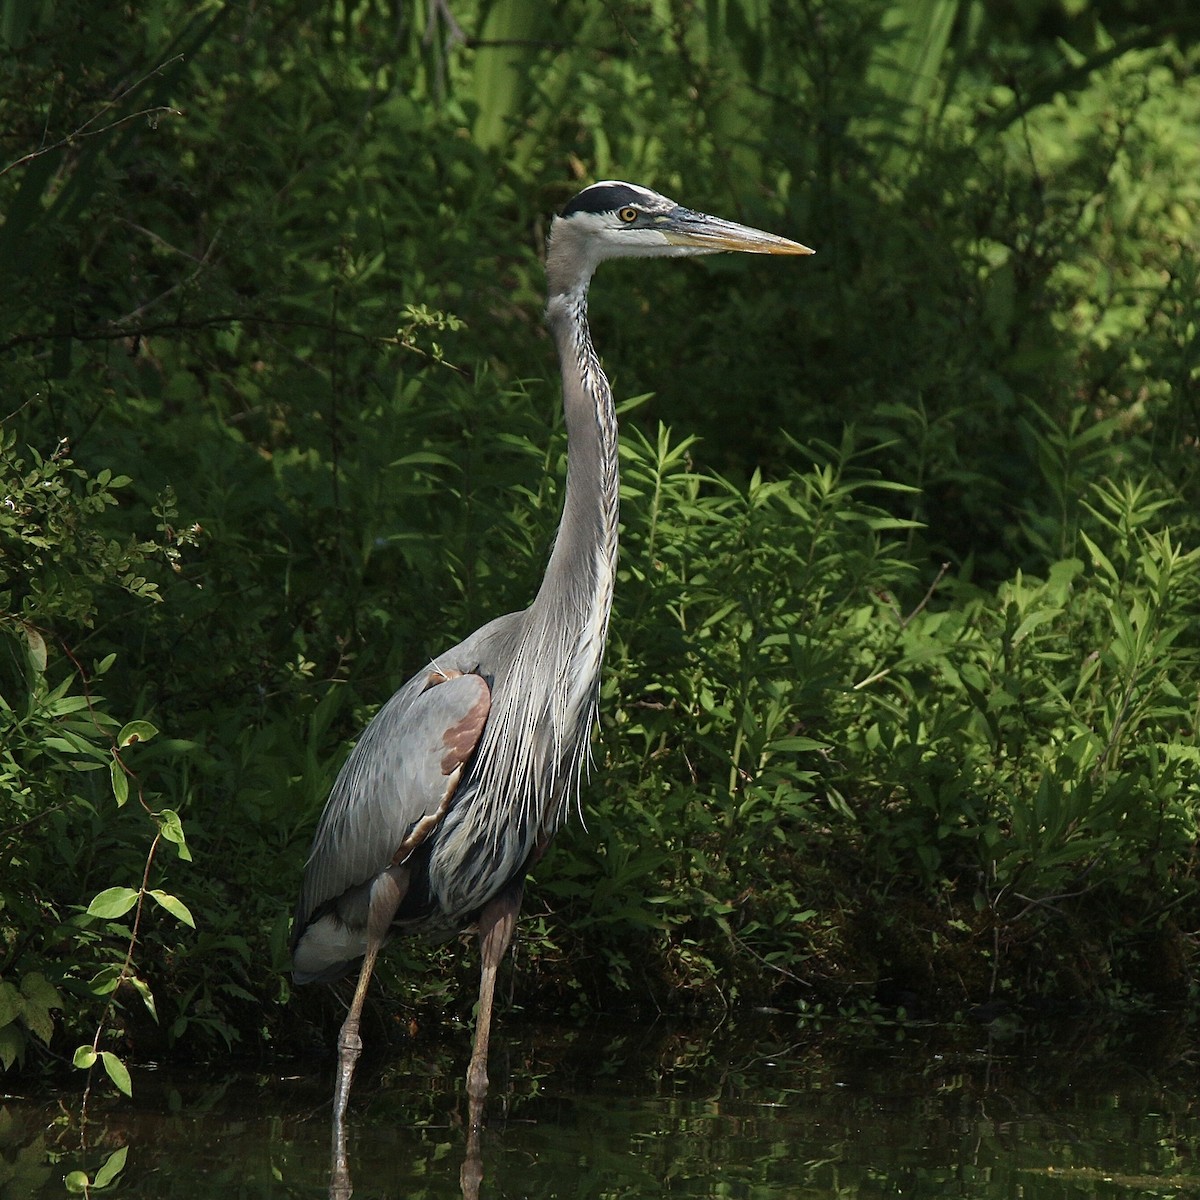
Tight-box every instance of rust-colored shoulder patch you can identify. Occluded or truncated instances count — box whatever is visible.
[441,674,490,776]
[424,666,463,690]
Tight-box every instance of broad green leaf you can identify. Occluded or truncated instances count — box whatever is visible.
[65,1170,90,1194]
[117,720,158,747]
[0,1024,22,1071]
[157,808,192,860]
[94,1145,129,1188]
[23,1006,53,1045]
[100,1050,133,1097]
[20,972,63,1011]
[87,886,138,920]
[149,889,195,928]
[0,981,20,1026]
[88,966,123,997]
[19,982,54,1045]
[73,1044,97,1069]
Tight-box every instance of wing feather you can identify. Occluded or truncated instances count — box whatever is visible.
[290,670,490,978]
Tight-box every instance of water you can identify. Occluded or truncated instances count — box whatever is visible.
[2,1014,1197,1198]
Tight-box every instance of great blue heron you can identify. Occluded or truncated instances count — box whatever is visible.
[291,181,811,1142]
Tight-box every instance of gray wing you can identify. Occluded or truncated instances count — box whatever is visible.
[290,668,490,980]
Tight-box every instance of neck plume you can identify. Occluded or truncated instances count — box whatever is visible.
[499,283,619,835]
[541,288,620,608]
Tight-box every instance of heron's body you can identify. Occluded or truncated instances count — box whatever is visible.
[292,240,622,978]
[290,183,810,1182]
[292,593,606,969]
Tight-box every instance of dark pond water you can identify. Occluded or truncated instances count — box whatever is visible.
[2,1013,1197,1198]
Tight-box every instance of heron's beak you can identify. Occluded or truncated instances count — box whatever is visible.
[659,206,814,255]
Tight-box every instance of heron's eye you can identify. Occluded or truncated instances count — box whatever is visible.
[617,207,639,223]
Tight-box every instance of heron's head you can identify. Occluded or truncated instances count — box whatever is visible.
[546,180,812,296]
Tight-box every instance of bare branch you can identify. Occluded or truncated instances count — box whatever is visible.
[0,55,186,180]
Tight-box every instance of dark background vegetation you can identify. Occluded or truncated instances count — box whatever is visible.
[2,0,1199,1091]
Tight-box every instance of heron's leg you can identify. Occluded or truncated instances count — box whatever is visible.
[465,880,524,1107]
[331,867,409,1192]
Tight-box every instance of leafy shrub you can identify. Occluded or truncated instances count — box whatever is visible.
[3,0,1200,1076]
[0,433,196,1082]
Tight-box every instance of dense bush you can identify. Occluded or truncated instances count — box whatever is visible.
[2,0,1198,1093]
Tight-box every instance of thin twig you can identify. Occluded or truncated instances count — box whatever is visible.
[852,562,951,690]
[900,561,951,629]
[1,56,185,179]
[428,0,467,48]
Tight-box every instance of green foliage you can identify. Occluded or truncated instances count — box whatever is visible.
[0,435,196,1081]
[847,478,1199,900]
[550,428,920,1002]
[2,0,1199,1082]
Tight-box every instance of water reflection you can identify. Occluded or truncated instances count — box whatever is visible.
[1,1013,1197,1198]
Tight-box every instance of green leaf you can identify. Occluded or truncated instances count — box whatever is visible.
[117,720,158,747]
[88,966,123,997]
[109,758,129,806]
[100,1050,133,1096]
[73,1044,97,1069]
[128,974,158,1022]
[769,736,828,753]
[20,972,62,1010]
[0,981,21,1026]
[87,886,138,920]
[148,889,195,928]
[1080,530,1118,583]
[23,622,47,673]
[65,1170,90,1194]
[19,975,56,1045]
[0,1024,22,1071]
[94,1145,129,1188]
[157,808,192,861]
[45,732,107,760]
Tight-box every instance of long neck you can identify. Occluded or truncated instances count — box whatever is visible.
[439,281,619,872]
[538,288,620,622]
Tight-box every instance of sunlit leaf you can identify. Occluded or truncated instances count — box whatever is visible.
[157,808,192,860]
[129,974,158,1022]
[148,889,195,928]
[117,720,158,747]
[23,622,47,672]
[94,1145,129,1188]
[100,1050,133,1096]
[87,886,138,920]
[109,757,129,806]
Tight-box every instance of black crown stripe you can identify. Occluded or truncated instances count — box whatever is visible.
[560,183,647,218]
